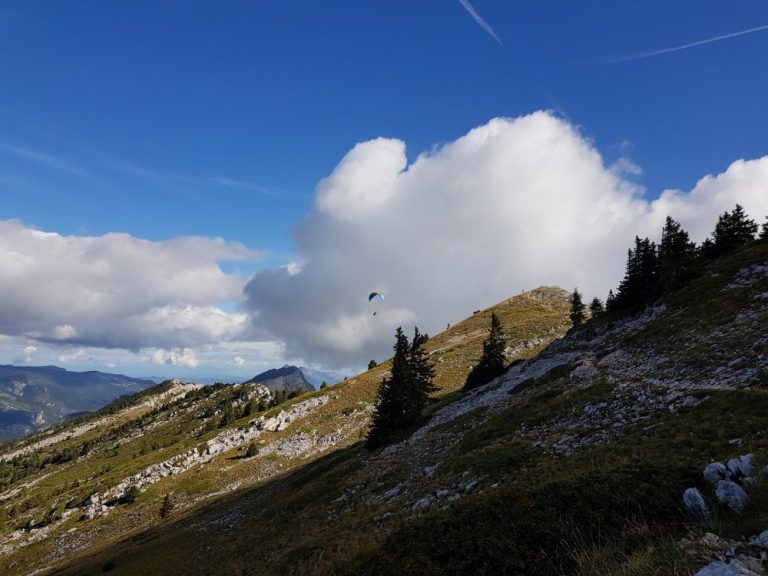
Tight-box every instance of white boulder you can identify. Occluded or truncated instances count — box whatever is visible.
[683,487,709,517]
[716,481,750,512]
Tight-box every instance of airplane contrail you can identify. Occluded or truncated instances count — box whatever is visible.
[608,23,768,63]
[457,0,502,46]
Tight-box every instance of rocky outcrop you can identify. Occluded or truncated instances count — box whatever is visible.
[85,395,330,520]
[684,454,756,517]
[0,380,201,462]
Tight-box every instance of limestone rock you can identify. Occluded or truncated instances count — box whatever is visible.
[695,560,761,576]
[716,480,750,512]
[705,463,728,486]
[749,529,768,548]
[683,487,709,517]
[726,454,753,480]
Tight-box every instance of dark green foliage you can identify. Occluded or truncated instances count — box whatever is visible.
[367,327,435,449]
[610,236,660,312]
[246,442,258,458]
[320,381,328,389]
[368,359,378,370]
[218,403,239,428]
[569,288,586,327]
[270,389,289,407]
[589,297,604,316]
[465,313,507,390]
[760,216,768,240]
[699,237,716,260]
[658,216,700,292]
[159,494,174,519]
[406,328,437,421]
[607,207,762,317]
[121,486,139,505]
[708,204,758,258]
[342,469,688,576]
[242,396,263,418]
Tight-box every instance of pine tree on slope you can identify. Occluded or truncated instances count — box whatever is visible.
[709,204,758,258]
[405,327,436,422]
[658,216,700,292]
[465,312,507,390]
[569,288,586,327]
[367,327,434,449]
[589,297,604,316]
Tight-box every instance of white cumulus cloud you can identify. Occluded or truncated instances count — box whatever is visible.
[244,111,768,369]
[0,223,259,350]
[152,347,199,368]
[14,345,38,364]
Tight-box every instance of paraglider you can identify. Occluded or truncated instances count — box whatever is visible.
[369,291,383,316]
[368,291,383,302]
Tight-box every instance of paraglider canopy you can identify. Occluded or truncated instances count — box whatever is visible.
[368,291,384,302]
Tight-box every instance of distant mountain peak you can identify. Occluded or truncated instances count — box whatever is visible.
[242,365,314,392]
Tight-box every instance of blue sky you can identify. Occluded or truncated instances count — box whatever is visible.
[1,1,768,378]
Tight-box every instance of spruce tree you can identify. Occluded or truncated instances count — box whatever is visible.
[605,289,617,312]
[464,312,506,390]
[405,328,436,422]
[368,359,378,370]
[589,297,604,316]
[760,216,768,240]
[658,216,699,292]
[367,328,410,449]
[709,204,758,258]
[367,327,434,449]
[569,288,586,327]
[613,236,659,311]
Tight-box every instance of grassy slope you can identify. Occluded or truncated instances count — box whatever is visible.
[0,287,571,576]
[44,240,768,576]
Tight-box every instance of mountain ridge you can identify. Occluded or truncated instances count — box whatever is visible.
[0,366,155,440]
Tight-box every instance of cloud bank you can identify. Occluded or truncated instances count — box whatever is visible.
[244,111,768,368]
[0,222,257,350]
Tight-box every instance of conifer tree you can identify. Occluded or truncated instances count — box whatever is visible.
[367,327,434,449]
[368,359,378,370]
[405,328,436,421]
[605,289,617,312]
[159,494,174,518]
[708,204,758,258]
[760,216,768,240]
[367,328,410,449]
[589,297,604,316]
[465,312,506,390]
[658,216,700,292]
[613,236,659,311]
[569,288,586,327]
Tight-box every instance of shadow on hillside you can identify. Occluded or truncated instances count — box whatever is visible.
[45,440,369,576]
